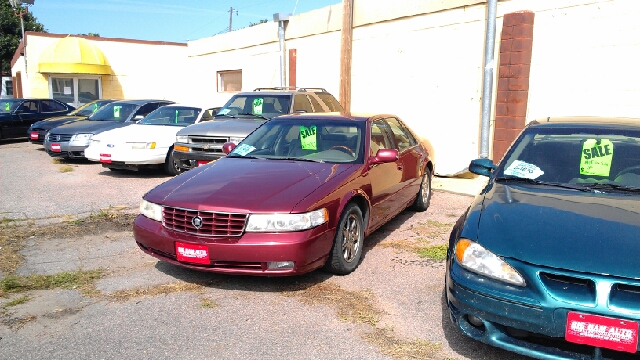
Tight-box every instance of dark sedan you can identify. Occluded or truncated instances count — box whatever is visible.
[27,99,116,144]
[446,117,640,359]
[44,99,173,159]
[0,98,74,141]
[134,113,434,276]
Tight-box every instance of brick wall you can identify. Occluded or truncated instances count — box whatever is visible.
[493,11,535,161]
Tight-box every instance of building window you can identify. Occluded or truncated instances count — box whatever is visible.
[217,70,242,92]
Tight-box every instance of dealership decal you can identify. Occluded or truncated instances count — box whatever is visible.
[177,246,208,259]
[503,160,544,179]
[580,139,613,177]
[300,125,317,150]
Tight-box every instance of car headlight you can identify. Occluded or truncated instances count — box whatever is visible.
[176,135,188,143]
[140,199,162,222]
[246,208,328,232]
[72,133,93,143]
[229,136,244,145]
[129,142,156,150]
[454,239,525,286]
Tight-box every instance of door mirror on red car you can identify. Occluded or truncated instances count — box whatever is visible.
[222,142,237,154]
[369,149,398,165]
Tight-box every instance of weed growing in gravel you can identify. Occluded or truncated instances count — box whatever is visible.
[416,244,448,261]
[0,269,104,297]
[2,295,30,308]
[200,297,219,308]
[59,165,74,173]
[52,158,65,164]
[364,327,442,360]
[108,282,205,302]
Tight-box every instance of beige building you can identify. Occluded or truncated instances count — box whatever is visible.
[12,0,640,175]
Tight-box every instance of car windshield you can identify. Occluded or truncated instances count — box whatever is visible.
[71,101,102,117]
[216,95,291,119]
[496,126,640,190]
[0,99,22,113]
[228,118,364,164]
[139,106,202,126]
[88,103,137,122]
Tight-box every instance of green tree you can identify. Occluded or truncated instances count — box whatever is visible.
[0,0,46,74]
[248,19,268,27]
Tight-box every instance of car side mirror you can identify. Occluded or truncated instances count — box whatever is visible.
[222,142,237,155]
[469,158,497,177]
[369,149,398,165]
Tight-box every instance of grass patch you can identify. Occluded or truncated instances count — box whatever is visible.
[2,295,30,308]
[283,282,381,326]
[200,297,219,308]
[59,165,74,173]
[52,158,65,164]
[108,282,205,302]
[364,327,442,360]
[416,244,448,261]
[0,269,105,297]
[0,211,135,275]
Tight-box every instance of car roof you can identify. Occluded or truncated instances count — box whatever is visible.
[529,116,640,129]
[236,87,333,96]
[275,112,391,122]
[108,99,173,105]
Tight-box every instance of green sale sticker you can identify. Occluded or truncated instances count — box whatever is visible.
[580,139,614,177]
[300,125,317,150]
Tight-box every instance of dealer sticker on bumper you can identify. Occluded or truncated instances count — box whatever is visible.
[51,144,61,152]
[566,311,638,353]
[30,132,39,140]
[175,242,209,265]
[99,154,112,163]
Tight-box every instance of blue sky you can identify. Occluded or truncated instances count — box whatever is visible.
[28,0,339,43]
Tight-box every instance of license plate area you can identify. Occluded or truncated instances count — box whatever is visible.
[51,143,61,152]
[99,153,112,163]
[175,242,209,265]
[30,132,39,140]
[566,311,638,353]
[197,160,210,167]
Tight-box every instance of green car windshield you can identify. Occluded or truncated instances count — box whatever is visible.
[216,95,291,119]
[497,127,640,189]
[229,118,365,164]
[0,99,23,113]
[139,106,202,126]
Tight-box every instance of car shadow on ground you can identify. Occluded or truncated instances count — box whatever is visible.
[153,260,334,293]
[360,208,417,261]
[97,167,172,179]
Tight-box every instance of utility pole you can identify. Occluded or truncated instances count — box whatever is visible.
[228,7,237,32]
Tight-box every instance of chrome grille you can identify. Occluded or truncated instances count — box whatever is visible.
[47,134,73,142]
[188,136,229,145]
[162,206,247,237]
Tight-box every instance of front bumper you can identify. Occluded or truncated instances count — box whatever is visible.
[133,214,334,276]
[44,139,89,158]
[173,150,224,170]
[85,144,168,165]
[446,259,640,359]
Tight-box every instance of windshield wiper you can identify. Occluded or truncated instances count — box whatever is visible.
[226,154,260,159]
[236,113,269,120]
[495,176,591,192]
[578,183,640,193]
[215,114,236,118]
[271,157,324,163]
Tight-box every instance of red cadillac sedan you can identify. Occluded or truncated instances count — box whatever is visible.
[134,113,435,276]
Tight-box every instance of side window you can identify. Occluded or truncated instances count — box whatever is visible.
[20,101,38,113]
[292,94,313,113]
[136,103,163,118]
[385,117,413,153]
[317,93,344,112]
[370,120,393,156]
[41,100,65,112]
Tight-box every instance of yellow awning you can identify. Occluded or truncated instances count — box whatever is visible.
[38,37,111,75]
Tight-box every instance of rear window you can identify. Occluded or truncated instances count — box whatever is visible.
[317,93,343,112]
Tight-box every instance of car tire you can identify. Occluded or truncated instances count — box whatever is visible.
[410,168,432,212]
[325,203,364,275]
[164,148,182,176]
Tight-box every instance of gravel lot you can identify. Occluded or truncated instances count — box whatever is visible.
[0,140,530,360]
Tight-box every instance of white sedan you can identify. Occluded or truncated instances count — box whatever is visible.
[85,104,218,175]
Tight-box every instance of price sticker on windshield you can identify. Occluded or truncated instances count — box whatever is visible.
[4,103,9,111]
[233,144,256,156]
[114,106,121,118]
[580,139,613,177]
[300,125,317,150]
[252,98,263,115]
[504,160,544,179]
[93,103,99,112]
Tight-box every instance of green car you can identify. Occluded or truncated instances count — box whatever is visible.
[446,117,640,359]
